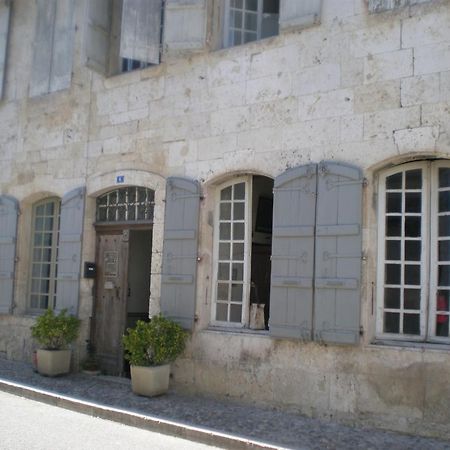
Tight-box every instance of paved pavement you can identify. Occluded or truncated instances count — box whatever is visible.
[0,358,449,450]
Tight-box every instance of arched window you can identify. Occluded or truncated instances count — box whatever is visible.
[29,198,60,311]
[96,187,154,223]
[377,160,450,342]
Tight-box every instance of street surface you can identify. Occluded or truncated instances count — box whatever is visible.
[0,391,223,450]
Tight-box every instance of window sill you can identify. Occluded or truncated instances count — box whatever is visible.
[204,326,270,337]
[371,339,450,352]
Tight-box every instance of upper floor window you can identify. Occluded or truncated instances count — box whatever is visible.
[224,0,279,47]
[376,161,450,343]
[29,198,61,311]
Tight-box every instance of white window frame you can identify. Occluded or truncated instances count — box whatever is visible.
[211,176,252,327]
[28,198,61,312]
[376,160,450,343]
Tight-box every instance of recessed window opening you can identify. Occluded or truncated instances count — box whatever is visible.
[213,175,273,329]
[29,198,61,311]
[96,187,155,223]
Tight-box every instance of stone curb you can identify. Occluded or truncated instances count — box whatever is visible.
[0,378,291,450]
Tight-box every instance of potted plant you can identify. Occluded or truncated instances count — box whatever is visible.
[31,309,80,376]
[122,315,187,397]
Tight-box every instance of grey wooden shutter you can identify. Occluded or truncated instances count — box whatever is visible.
[55,187,85,315]
[120,0,162,65]
[313,161,363,345]
[279,0,322,31]
[85,0,111,75]
[163,0,206,54]
[0,1,11,99]
[30,0,75,97]
[0,195,18,314]
[269,164,317,339]
[160,177,200,330]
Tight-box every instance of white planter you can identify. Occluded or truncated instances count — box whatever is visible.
[130,364,171,397]
[36,349,71,376]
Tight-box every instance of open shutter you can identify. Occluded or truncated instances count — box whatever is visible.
[120,0,162,65]
[313,161,363,345]
[49,0,75,93]
[279,0,322,31]
[269,164,317,339]
[85,0,111,75]
[55,187,85,315]
[30,0,75,97]
[0,1,10,99]
[0,195,18,314]
[163,0,206,54]
[160,177,200,330]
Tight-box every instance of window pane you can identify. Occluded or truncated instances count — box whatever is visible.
[220,223,231,240]
[436,291,449,311]
[216,303,228,321]
[386,216,401,236]
[232,263,244,281]
[439,216,450,237]
[43,233,53,246]
[263,0,279,14]
[436,317,449,337]
[246,0,258,11]
[439,168,450,188]
[233,243,244,260]
[439,241,450,261]
[221,186,232,200]
[219,243,230,260]
[405,169,422,189]
[45,202,54,215]
[439,191,450,213]
[384,312,400,333]
[405,193,421,213]
[384,288,400,308]
[438,265,450,286]
[32,264,40,277]
[231,0,243,8]
[385,264,401,285]
[217,283,229,301]
[404,265,420,285]
[34,233,43,246]
[234,183,245,200]
[404,216,421,237]
[234,202,245,220]
[231,10,243,27]
[244,32,257,43]
[386,172,402,189]
[404,289,420,310]
[218,263,230,280]
[36,204,45,216]
[436,291,450,337]
[233,223,245,240]
[244,12,257,30]
[35,217,44,231]
[220,203,231,220]
[230,304,242,322]
[405,240,421,261]
[231,284,243,302]
[41,264,51,278]
[403,314,420,335]
[44,217,54,231]
[386,240,401,260]
[386,193,401,213]
[233,30,242,44]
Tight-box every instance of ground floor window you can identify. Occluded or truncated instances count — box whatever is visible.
[29,198,61,311]
[212,175,273,328]
[377,160,450,343]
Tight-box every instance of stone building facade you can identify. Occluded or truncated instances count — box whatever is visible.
[1,0,450,440]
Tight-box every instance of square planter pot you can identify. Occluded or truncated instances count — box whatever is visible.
[36,349,71,376]
[130,364,171,397]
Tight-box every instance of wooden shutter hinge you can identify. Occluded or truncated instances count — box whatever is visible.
[359,326,364,336]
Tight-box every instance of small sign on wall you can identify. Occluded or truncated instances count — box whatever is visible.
[116,175,125,184]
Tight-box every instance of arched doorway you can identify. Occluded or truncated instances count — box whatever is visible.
[93,186,154,375]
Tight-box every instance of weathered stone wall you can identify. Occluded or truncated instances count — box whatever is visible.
[1,0,450,439]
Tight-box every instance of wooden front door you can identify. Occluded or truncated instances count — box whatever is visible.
[94,230,129,375]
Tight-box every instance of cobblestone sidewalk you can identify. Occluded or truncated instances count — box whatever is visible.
[0,358,449,450]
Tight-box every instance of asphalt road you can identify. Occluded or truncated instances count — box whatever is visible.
[0,391,223,450]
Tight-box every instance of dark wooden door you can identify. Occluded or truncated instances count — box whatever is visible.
[94,230,129,375]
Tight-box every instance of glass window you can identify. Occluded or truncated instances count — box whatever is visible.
[29,199,60,311]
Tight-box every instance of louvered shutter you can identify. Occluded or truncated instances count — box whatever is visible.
[313,161,363,345]
[160,177,200,330]
[0,195,18,314]
[120,0,162,65]
[163,0,206,53]
[55,187,85,315]
[279,0,322,30]
[0,1,10,99]
[269,164,317,339]
[85,0,111,75]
